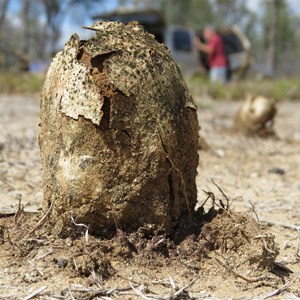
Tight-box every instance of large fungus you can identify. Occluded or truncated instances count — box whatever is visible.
[39,21,199,236]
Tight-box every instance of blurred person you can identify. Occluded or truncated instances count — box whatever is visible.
[194,26,227,84]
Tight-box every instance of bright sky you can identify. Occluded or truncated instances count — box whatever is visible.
[6,0,119,48]
[246,0,300,15]
[60,0,118,47]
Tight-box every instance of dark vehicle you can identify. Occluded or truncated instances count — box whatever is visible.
[93,8,252,77]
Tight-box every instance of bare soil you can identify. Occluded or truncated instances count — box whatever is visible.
[0,95,299,299]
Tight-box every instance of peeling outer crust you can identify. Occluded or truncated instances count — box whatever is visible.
[83,21,125,32]
[57,22,196,124]
[60,63,103,125]
[59,35,104,126]
[81,21,168,97]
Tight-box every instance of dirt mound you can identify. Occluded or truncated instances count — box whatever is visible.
[0,201,284,299]
[200,212,279,276]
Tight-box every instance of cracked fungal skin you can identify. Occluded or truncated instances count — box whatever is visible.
[39,21,199,236]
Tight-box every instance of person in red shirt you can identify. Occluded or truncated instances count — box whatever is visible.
[194,26,228,84]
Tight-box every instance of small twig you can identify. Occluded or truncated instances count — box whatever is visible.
[24,200,54,239]
[36,249,53,260]
[71,215,89,245]
[151,279,173,288]
[285,294,300,300]
[215,257,270,283]
[202,190,216,208]
[172,277,197,297]
[67,288,76,300]
[23,286,47,300]
[155,238,165,247]
[129,282,153,300]
[14,194,23,223]
[249,201,260,223]
[229,195,242,208]
[295,239,300,257]
[178,258,201,271]
[73,258,78,272]
[283,233,299,249]
[254,234,277,254]
[199,193,211,208]
[28,260,44,277]
[91,268,103,289]
[211,178,230,209]
[5,228,26,255]
[46,294,66,299]
[116,274,143,286]
[202,190,236,219]
[176,249,201,271]
[168,277,176,291]
[263,278,297,299]
[110,211,120,233]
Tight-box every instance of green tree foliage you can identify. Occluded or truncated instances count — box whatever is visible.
[163,0,213,29]
[211,0,252,27]
[1,0,300,75]
[0,0,103,70]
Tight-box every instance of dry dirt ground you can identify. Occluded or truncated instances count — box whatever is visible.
[0,94,299,300]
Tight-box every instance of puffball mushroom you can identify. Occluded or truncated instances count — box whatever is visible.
[39,21,199,236]
[235,95,277,135]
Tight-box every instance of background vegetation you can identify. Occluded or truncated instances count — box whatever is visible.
[0,0,299,99]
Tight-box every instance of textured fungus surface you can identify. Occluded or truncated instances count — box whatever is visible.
[234,95,277,135]
[39,21,199,235]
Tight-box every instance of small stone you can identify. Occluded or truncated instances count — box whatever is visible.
[54,258,68,269]
[268,167,285,175]
[215,149,225,158]
[65,237,73,247]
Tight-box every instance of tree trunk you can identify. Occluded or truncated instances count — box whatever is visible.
[40,0,61,56]
[20,0,30,72]
[266,0,280,76]
[39,21,199,236]
[0,0,9,27]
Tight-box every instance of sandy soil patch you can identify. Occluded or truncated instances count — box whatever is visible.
[0,95,299,299]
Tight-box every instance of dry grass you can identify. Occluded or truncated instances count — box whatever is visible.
[1,72,300,102]
[186,74,300,103]
[0,72,45,94]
